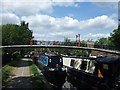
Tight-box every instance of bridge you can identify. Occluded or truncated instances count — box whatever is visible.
[1,45,120,56]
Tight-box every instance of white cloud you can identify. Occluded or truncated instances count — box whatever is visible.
[1,0,118,17]
[50,31,73,36]
[21,14,117,41]
[21,15,80,31]
[1,0,80,16]
[93,2,118,9]
[22,14,117,32]
[68,13,74,18]
[0,13,20,24]
[2,0,53,15]
[53,0,119,2]
[52,0,80,7]
[21,14,78,41]
[110,13,118,19]
[77,0,119,2]
[1,0,118,42]
[33,31,75,41]
[83,33,110,41]
[79,15,117,30]
[1,12,117,41]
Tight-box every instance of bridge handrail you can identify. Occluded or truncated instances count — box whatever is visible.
[0,45,120,55]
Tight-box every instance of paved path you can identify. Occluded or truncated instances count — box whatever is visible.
[5,58,33,88]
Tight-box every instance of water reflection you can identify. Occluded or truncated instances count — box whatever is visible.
[43,71,96,90]
[43,71,66,88]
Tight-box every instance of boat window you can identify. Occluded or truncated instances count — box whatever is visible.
[103,64,108,70]
[88,60,95,73]
[70,59,75,67]
[43,57,48,65]
[80,61,87,71]
[49,59,51,62]
[60,58,63,62]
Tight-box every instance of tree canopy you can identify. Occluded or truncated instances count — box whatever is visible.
[95,38,112,45]
[94,27,120,51]
[2,21,33,45]
[63,37,73,46]
[110,28,120,50]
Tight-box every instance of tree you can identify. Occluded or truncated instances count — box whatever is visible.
[95,38,111,45]
[2,21,33,57]
[94,37,115,50]
[2,21,33,45]
[75,50,88,56]
[110,28,120,50]
[64,37,72,46]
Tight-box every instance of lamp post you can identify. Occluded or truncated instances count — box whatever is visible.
[76,35,78,46]
[76,34,80,47]
[78,34,80,47]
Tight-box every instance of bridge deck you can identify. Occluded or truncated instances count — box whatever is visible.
[0,45,120,55]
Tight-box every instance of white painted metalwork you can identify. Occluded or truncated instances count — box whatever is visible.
[0,45,120,55]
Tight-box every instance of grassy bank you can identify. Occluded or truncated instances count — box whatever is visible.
[29,61,49,89]
[1,54,21,87]
[2,64,13,84]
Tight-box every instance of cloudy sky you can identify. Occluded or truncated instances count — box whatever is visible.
[1,0,119,41]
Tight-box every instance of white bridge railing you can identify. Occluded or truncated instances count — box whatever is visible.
[0,45,120,55]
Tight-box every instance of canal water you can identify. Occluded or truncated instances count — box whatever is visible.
[45,76,96,90]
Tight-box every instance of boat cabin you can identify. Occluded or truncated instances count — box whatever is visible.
[37,53,64,71]
[63,56,120,90]
[63,56,96,73]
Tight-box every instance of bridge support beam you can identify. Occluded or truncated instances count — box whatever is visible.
[91,50,120,58]
[87,50,92,56]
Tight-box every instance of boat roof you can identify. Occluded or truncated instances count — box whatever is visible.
[96,56,120,63]
[42,53,61,57]
[63,56,96,59]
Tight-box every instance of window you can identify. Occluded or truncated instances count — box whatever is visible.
[49,59,51,62]
[80,61,87,70]
[103,64,108,70]
[60,58,62,62]
[88,60,95,73]
[70,59,75,67]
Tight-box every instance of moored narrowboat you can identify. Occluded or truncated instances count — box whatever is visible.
[37,53,67,86]
[63,56,120,90]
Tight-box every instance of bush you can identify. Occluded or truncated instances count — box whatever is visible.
[2,65,12,83]
[75,50,88,56]
[29,63,47,89]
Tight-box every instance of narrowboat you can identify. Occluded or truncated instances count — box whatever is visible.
[37,53,67,86]
[63,56,120,90]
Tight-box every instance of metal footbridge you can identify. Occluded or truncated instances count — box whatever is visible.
[1,45,120,55]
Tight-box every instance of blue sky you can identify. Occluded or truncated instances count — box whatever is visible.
[1,0,118,41]
[50,2,117,20]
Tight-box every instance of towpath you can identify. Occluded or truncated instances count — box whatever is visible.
[4,58,33,88]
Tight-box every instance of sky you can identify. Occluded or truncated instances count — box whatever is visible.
[0,0,119,41]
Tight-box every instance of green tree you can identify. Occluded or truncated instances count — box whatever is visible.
[110,28,120,50]
[95,38,111,45]
[75,50,88,56]
[2,21,33,45]
[63,37,72,46]
[62,37,73,54]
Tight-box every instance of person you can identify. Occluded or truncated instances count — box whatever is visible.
[55,64,62,71]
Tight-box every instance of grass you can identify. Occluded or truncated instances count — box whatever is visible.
[2,64,13,83]
[1,54,21,87]
[29,61,49,89]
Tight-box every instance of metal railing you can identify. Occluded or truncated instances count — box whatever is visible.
[0,45,120,55]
